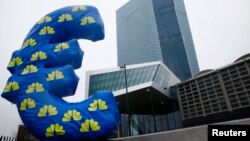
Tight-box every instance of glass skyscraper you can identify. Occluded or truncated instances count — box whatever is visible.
[117,0,200,81]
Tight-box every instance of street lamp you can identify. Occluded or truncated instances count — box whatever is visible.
[147,88,156,132]
[161,100,169,130]
[120,64,131,136]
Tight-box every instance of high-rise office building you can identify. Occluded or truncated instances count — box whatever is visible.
[117,0,200,81]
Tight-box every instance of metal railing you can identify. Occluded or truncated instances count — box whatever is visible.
[0,136,16,141]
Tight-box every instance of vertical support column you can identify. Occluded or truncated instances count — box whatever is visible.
[218,71,233,111]
[195,79,206,117]
[243,61,250,102]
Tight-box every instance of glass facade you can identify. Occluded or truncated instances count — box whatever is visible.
[86,62,182,137]
[117,0,200,81]
[120,111,182,136]
[117,0,163,67]
[88,62,178,96]
[89,64,157,96]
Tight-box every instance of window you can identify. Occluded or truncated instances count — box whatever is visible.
[206,83,212,87]
[231,103,239,108]
[201,93,207,98]
[211,100,217,104]
[204,105,210,109]
[223,77,230,81]
[213,108,220,112]
[205,79,211,83]
[230,70,237,75]
[230,99,238,103]
[212,103,219,108]
[236,87,244,92]
[246,85,250,90]
[188,101,194,105]
[239,67,246,72]
[220,101,227,106]
[217,93,223,97]
[235,83,243,88]
[240,71,248,76]
[205,109,211,113]
[226,86,233,90]
[238,92,246,97]
[242,76,250,81]
[187,97,193,101]
[234,79,241,84]
[214,81,219,85]
[203,101,210,105]
[182,102,187,106]
[208,87,213,92]
[199,81,204,85]
[222,73,229,78]
[221,106,228,110]
[202,97,209,101]
[244,81,250,86]
[191,113,196,117]
[209,91,215,95]
[210,95,216,99]
[194,96,199,99]
[187,94,192,98]
[241,101,249,106]
[194,99,200,103]
[225,82,232,87]
[231,74,239,79]
[197,111,203,115]
[229,95,236,99]
[227,90,235,94]
[181,95,186,99]
[200,85,205,89]
[239,97,247,102]
[213,76,219,80]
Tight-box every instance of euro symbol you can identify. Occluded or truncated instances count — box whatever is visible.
[2,5,120,141]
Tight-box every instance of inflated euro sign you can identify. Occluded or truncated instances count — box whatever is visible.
[1,5,120,141]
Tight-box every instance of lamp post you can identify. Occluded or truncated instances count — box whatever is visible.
[120,64,131,136]
[147,88,156,132]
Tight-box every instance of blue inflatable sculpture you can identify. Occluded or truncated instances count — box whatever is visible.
[1,5,120,141]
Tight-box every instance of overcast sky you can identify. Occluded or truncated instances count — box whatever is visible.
[0,0,250,136]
